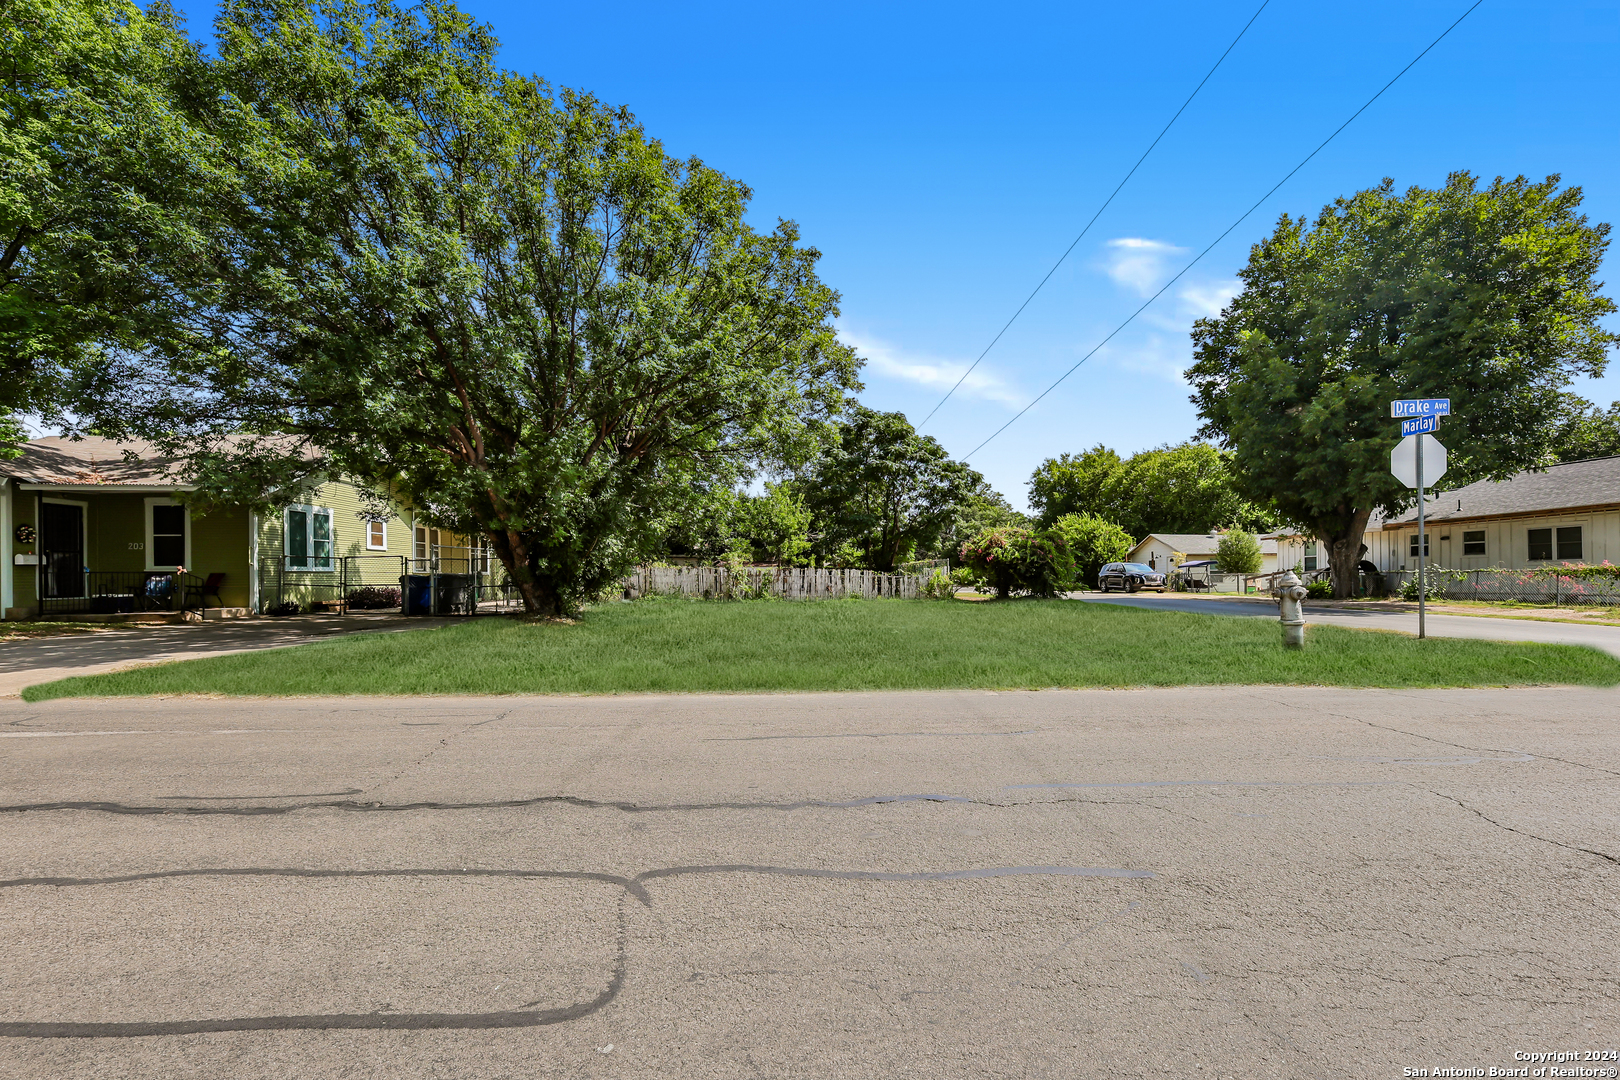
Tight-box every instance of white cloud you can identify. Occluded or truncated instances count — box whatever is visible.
[1176,279,1239,319]
[838,327,1024,408]
[1101,237,1189,296]
[1094,333,1194,385]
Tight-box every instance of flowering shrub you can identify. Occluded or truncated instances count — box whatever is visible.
[346,586,402,609]
[1521,561,1620,582]
[959,527,1075,599]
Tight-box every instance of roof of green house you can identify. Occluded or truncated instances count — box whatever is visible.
[4,437,188,487]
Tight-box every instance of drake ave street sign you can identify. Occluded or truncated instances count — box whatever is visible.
[1390,398,1450,418]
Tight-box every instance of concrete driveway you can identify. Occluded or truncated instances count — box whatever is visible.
[1073,592,1620,658]
[1,687,1616,1078]
[0,615,457,698]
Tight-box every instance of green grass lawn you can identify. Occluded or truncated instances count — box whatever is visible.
[21,598,1620,700]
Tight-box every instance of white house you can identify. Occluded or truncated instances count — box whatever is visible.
[1271,455,1620,575]
[1127,532,1280,575]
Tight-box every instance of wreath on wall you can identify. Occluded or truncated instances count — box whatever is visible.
[14,523,35,545]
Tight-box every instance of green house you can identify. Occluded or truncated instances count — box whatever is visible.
[1,437,447,620]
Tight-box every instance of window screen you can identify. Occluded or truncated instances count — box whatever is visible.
[1527,528,1552,561]
[1408,534,1429,558]
[1556,526,1582,561]
[151,504,186,567]
[1303,541,1317,571]
[286,507,333,569]
[311,510,332,568]
[1462,530,1485,556]
[368,520,386,549]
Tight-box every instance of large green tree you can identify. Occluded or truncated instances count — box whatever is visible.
[1188,173,1617,597]
[90,0,860,614]
[1027,441,1268,537]
[801,405,983,571]
[0,0,213,455]
[1550,394,1620,463]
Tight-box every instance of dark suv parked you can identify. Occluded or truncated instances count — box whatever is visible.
[1097,562,1167,593]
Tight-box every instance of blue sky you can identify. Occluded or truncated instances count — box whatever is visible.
[180,0,1620,510]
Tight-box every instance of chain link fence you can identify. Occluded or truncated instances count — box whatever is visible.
[1383,569,1620,607]
[257,551,523,615]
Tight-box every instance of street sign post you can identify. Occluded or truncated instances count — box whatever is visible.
[1400,415,1440,437]
[1390,432,1447,639]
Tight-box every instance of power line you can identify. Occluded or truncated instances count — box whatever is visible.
[962,0,1485,462]
[917,0,1273,429]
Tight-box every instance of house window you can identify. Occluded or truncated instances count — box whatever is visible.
[1462,530,1486,556]
[286,505,333,570]
[1527,528,1552,561]
[415,525,440,564]
[1556,526,1582,561]
[1408,534,1429,558]
[366,520,387,551]
[151,505,186,568]
[1303,541,1317,571]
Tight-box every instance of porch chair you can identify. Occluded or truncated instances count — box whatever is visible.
[137,572,175,611]
[201,572,226,607]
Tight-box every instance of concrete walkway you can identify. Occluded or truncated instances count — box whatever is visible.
[0,614,457,697]
[1073,592,1620,658]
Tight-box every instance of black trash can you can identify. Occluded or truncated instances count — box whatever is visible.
[400,573,475,615]
[434,573,474,615]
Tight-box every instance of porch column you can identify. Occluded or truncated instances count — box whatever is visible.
[248,510,259,614]
[1,480,11,617]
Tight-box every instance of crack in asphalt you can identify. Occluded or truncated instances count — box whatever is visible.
[157,789,364,801]
[0,792,976,817]
[0,861,1152,1038]
[702,729,1038,742]
[362,711,511,799]
[1428,790,1620,866]
[1308,698,1620,779]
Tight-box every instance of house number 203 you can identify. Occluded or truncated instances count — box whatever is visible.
[128,542,144,550]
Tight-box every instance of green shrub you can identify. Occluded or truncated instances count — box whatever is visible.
[1047,512,1133,588]
[959,527,1075,599]
[1215,528,1263,574]
[1399,571,1460,601]
[919,568,955,600]
[1305,581,1334,600]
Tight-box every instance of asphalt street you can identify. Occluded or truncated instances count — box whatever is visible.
[2,688,1616,1078]
[1074,592,1620,658]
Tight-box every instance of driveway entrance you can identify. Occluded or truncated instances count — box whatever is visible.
[0,614,457,698]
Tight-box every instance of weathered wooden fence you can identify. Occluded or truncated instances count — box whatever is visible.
[625,565,921,600]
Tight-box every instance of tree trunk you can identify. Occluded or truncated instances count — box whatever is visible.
[1323,508,1373,599]
[486,526,562,616]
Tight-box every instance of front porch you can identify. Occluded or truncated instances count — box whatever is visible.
[6,486,252,621]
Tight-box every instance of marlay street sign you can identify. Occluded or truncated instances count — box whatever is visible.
[1400,415,1440,437]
